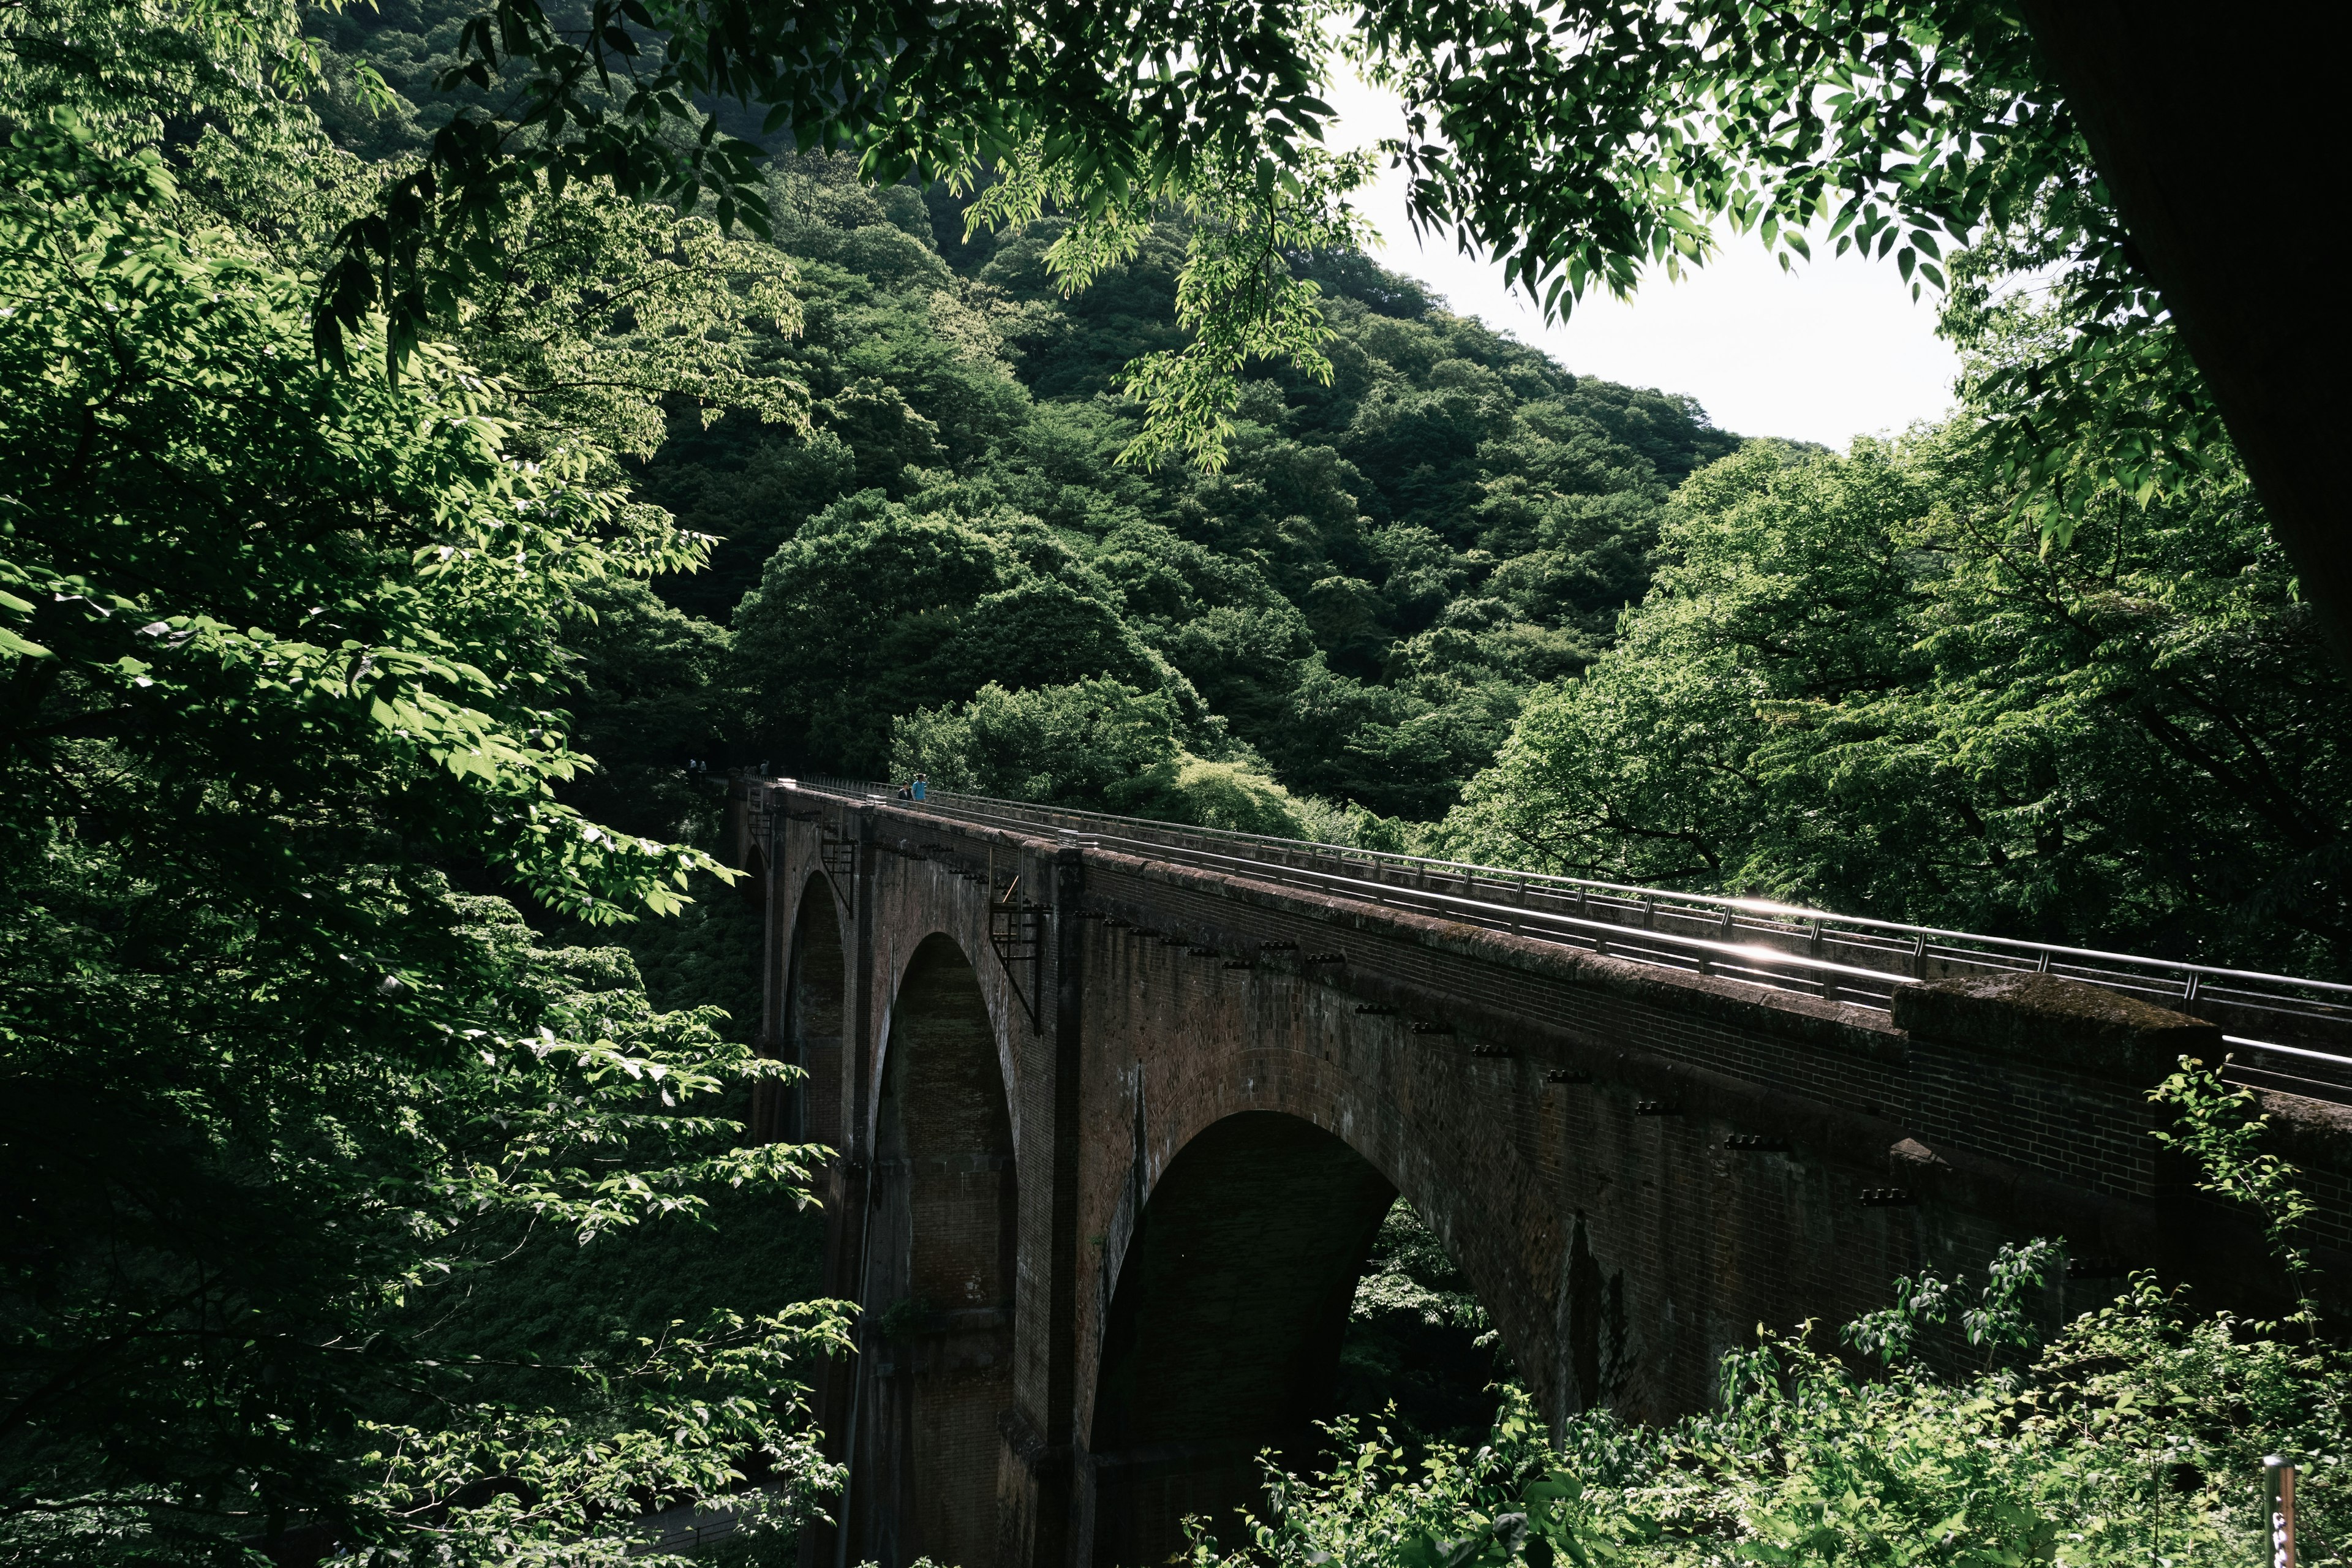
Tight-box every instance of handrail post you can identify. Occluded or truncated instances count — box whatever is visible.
[2266,1457,2297,1568]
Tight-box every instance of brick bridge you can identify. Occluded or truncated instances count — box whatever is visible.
[724,778,2352,1568]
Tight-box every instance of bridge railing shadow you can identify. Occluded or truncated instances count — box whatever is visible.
[782,775,2352,1104]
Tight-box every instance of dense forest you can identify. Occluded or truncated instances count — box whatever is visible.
[5,0,2349,1563]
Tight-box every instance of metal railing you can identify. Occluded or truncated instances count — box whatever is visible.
[784,776,2352,1102]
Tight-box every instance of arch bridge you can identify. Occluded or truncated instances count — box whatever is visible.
[725,777,2352,1568]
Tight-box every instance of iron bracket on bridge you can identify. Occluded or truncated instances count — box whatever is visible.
[820,826,857,882]
[990,893,1049,1035]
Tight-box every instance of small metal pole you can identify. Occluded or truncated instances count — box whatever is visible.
[2266,1456,2297,1568]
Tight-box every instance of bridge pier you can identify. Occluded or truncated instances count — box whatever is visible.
[731,780,2352,1568]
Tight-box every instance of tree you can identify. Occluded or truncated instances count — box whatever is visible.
[557,576,741,841]
[729,490,1188,774]
[887,676,1333,836]
[1442,419,2352,973]
[0,118,842,1566]
[890,677,1183,806]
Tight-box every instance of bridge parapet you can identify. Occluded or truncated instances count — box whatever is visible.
[794,777,2352,1102]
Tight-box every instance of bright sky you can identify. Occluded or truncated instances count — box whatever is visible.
[1324,71,1961,450]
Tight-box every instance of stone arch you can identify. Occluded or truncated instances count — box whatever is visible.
[772,873,845,1145]
[851,933,1019,1568]
[1085,1111,1403,1567]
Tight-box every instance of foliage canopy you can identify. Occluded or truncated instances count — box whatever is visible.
[0,104,841,1568]
[302,0,2221,541]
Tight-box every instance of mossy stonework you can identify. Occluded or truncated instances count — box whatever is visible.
[730,780,2352,1568]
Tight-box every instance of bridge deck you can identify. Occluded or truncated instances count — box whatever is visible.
[794,776,2352,1105]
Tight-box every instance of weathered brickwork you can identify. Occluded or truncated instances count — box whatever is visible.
[723,782,2352,1568]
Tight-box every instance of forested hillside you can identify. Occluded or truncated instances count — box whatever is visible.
[594,172,1738,829]
[303,0,1735,823]
[709,203,1736,821]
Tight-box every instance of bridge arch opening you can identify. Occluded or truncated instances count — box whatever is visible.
[1085,1111,1404,1567]
[773,873,845,1145]
[855,933,1017,1568]
[1333,1197,1519,1444]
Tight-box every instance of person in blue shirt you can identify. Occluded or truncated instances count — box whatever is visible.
[910,774,927,802]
